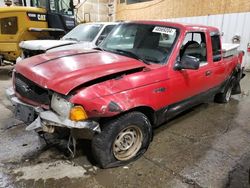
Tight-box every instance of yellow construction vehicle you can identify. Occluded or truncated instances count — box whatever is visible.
[0,0,76,64]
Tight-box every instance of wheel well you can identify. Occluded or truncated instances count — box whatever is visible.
[98,106,156,127]
[219,67,241,94]
[126,106,155,126]
[233,64,242,80]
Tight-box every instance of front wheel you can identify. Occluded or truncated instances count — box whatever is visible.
[91,111,152,168]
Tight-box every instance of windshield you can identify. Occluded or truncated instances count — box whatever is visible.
[50,0,74,16]
[31,0,46,8]
[100,23,179,64]
[62,24,103,42]
[31,0,74,16]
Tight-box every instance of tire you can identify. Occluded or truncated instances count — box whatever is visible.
[91,111,152,168]
[215,76,236,103]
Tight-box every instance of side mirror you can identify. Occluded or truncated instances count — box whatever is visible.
[174,55,200,70]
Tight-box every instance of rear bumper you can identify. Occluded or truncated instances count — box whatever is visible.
[6,87,100,133]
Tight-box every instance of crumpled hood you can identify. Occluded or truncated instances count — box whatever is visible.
[19,40,77,51]
[15,49,146,95]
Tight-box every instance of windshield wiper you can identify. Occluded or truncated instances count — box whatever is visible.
[64,37,79,41]
[144,57,161,64]
[113,49,150,65]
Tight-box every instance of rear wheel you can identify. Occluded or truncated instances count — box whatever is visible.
[215,77,236,103]
[91,111,152,168]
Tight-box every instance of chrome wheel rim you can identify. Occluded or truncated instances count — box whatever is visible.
[112,125,143,161]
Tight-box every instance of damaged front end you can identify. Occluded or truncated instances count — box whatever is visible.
[7,47,149,138]
[6,87,101,134]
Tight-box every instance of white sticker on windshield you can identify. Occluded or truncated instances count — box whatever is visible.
[153,27,176,35]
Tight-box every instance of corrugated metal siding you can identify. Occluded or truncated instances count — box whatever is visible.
[164,12,250,69]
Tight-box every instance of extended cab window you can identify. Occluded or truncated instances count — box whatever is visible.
[180,32,207,66]
[211,34,222,62]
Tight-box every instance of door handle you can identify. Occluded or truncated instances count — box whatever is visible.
[205,70,212,76]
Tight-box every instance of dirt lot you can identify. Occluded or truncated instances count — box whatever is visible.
[0,66,250,188]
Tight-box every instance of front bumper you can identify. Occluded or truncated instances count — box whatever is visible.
[6,87,100,133]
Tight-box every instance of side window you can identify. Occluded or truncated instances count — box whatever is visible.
[180,32,207,65]
[96,25,115,46]
[58,0,74,15]
[0,17,18,35]
[182,33,201,45]
[211,34,221,62]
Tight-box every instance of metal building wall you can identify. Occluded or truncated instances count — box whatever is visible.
[164,12,250,69]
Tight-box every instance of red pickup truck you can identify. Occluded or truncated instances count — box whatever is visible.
[7,21,244,168]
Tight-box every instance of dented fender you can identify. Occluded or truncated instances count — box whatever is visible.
[80,92,136,117]
[69,72,170,117]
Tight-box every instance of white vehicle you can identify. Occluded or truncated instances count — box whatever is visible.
[18,22,118,61]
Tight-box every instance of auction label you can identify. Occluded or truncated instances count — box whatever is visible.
[153,26,176,35]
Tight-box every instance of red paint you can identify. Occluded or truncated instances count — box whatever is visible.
[15,49,146,95]
[14,21,244,118]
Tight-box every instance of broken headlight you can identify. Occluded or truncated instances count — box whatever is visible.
[51,93,72,118]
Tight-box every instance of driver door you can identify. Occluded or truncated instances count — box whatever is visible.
[167,31,213,104]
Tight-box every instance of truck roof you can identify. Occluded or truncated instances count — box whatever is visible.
[130,20,219,33]
[0,6,46,13]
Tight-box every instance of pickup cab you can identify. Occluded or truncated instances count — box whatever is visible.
[7,21,245,168]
